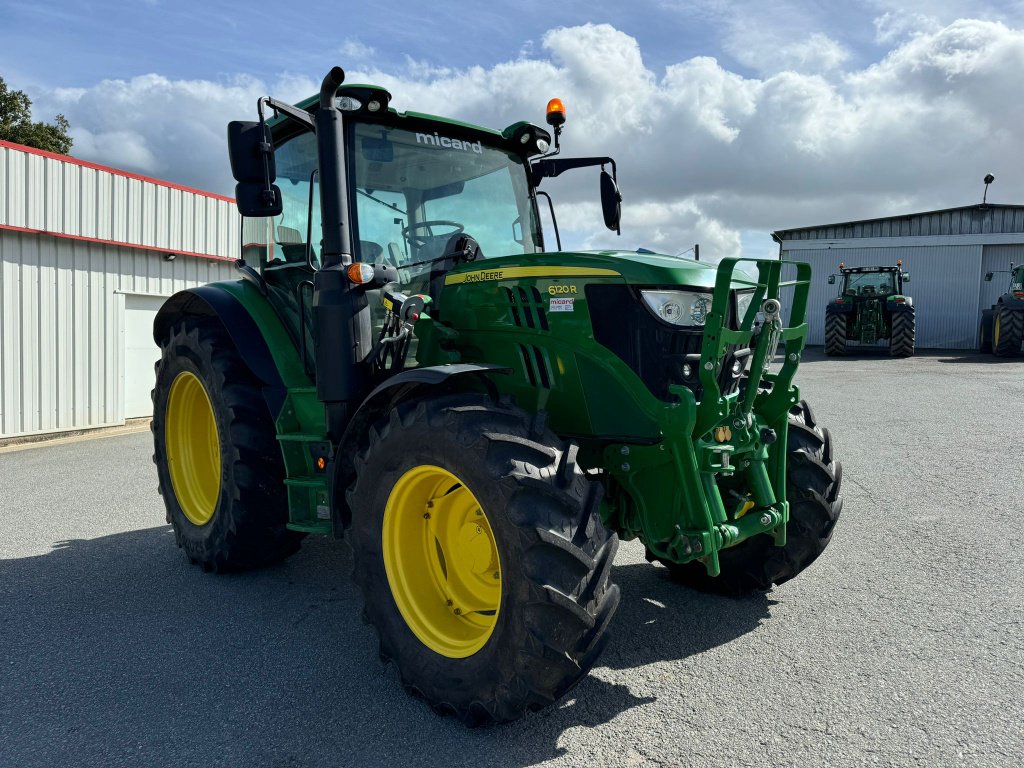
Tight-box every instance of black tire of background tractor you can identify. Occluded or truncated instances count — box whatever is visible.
[824,314,847,356]
[993,305,1024,357]
[649,400,842,596]
[347,394,620,726]
[152,319,303,572]
[889,306,916,357]
[979,311,994,354]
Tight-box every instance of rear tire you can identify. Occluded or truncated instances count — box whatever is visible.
[152,319,302,572]
[993,305,1024,357]
[889,306,916,357]
[824,313,847,356]
[650,400,842,596]
[348,394,619,725]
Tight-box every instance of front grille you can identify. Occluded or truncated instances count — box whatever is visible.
[586,284,742,402]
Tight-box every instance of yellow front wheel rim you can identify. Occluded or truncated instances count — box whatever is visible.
[994,314,1001,346]
[166,371,221,526]
[383,465,501,658]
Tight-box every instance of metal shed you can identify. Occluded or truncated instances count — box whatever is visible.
[773,204,1024,350]
[0,140,239,440]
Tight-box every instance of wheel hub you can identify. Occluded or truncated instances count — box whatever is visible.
[382,465,501,658]
[165,371,221,526]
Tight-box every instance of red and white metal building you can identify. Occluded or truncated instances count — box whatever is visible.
[0,140,239,440]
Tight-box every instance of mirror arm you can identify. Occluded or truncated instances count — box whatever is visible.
[262,97,316,132]
[536,191,562,251]
[531,156,616,186]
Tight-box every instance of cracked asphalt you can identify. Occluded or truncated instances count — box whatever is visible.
[1,348,1022,767]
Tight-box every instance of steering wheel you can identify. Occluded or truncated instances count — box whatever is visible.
[402,220,464,249]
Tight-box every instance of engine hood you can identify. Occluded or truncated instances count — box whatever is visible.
[443,249,757,291]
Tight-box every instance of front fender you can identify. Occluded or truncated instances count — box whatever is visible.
[331,364,511,528]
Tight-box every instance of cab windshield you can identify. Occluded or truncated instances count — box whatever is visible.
[842,271,896,297]
[350,123,541,291]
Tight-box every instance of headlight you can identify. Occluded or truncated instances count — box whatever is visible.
[735,290,755,325]
[640,290,713,326]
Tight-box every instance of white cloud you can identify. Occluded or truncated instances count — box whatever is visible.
[34,19,1024,258]
[339,39,376,60]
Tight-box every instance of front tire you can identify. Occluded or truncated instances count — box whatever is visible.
[348,394,619,725]
[979,310,994,353]
[651,400,842,596]
[993,305,1024,357]
[152,319,302,571]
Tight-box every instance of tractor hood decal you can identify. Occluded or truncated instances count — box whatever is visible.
[444,266,620,285]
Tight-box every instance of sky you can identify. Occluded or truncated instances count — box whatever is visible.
[3,0,1024,258]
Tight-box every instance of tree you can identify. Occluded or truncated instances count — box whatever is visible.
[0,77,73,155]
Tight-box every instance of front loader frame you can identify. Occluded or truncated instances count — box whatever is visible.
[600,258,811,575]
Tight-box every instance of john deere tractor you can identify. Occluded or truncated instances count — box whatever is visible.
[980,262,1024,356]
[825,262,915,357]
[152,67,843,725]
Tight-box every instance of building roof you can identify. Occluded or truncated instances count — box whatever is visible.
[0,140,238,261]
[772,204,1024,243]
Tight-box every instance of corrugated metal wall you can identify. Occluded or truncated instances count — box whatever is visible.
[0,141,238,259]
[0,230,236,439]
[780,244,983,349]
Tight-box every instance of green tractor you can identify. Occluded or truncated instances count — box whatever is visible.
[151,67,843,724]
[980,262,1024,356]
[824,262,915,357]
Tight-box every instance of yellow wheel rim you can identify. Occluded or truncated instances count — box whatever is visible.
[994,314,1001,346]
[383,465,501,658]
[166,371,221,526]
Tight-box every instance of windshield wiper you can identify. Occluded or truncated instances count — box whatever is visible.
[357,188,407,216]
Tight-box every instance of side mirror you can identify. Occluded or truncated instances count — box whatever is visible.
[827,275,836,285]
[902,274,910,283]
[600,169,621,234]
[227,120,282,217]
[984,272,993,282]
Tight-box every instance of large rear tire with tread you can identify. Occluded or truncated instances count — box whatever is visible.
[152,319,302,572]
[889,306,916,357]
[348,393,619,725]
[993,305,1024,357]
[650,400,842,596]
[824,313,847,356]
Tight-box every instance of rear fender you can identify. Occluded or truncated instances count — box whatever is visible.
[154,282,303,418]
[826,301,855,315]
[1000,293,1024,311]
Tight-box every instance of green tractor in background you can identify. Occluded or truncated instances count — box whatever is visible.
[825,262,915,357]
[980,262,1024,356]
[151,67,843,725]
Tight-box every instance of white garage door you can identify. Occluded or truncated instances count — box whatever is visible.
[124,294,167,418]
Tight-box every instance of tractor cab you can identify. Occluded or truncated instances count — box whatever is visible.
[829,263,909,298]
[234,83,621,379]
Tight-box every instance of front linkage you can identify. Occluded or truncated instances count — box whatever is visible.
[600,258,811,576]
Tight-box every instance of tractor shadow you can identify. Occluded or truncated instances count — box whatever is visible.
[0,529,768,768]
[935,352,1023,364]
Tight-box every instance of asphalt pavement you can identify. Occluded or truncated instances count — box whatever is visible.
[1,348,1022,767]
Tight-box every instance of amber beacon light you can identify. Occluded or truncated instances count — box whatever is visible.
[546,98,566,127]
